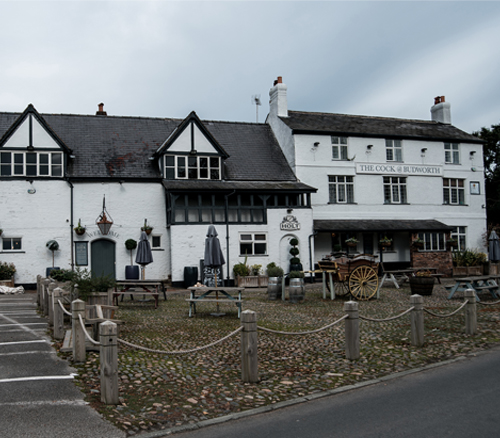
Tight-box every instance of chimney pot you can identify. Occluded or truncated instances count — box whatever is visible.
[277,76,282,84]
[96,102,107,116]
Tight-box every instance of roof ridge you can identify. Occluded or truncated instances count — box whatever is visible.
[287,110,437,125]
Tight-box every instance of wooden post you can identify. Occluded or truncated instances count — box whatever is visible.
[100,321,119,405]
[344,301,360,360]
[48,282,56,326]
[241,310,259,383]
[42,278,50,315]
[36,275,41,307]
[282,276,286,301]
[464,289,477,335]
[72,299,86,363]
[410,294,424,347]
[53,288,65,341]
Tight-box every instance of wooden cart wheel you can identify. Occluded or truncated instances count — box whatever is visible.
[325,279,350,296]
[348,265,379,300]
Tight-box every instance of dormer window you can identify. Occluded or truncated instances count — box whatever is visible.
[165,155,221,180]
[0,151,63,177]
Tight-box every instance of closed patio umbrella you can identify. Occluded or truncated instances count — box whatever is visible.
[135,231,153,279]
[488,230,500,262]
[204,225,225,315]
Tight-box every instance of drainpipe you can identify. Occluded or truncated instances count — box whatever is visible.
[224,190,236,285]
[308,230,318,283]
[66,179,75,270]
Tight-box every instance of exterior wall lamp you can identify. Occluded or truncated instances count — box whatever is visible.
[470,151,476,156]
[95,195,113,235]
[367,145,373,150]
[421,148,427,153]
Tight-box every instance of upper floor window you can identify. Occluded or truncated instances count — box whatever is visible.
[444,143,460,164]
[164,155,220,180]
[443,178,465,205]
[328,176,354,203]
[0,152,63,177]
[385,139,402,162]
[383,176,407,204]
[331,136,348,160]
[239,233,267,256]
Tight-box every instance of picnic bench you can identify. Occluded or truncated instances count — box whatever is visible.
[446,275,500,302]
[112,280,167,309]
[187,286,244,317]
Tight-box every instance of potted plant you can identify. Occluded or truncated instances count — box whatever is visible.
[452,249,487,276]
[233,259,253,287]
[409,270,435,296]
[288,270,305,302]
[70,267,116,305]
[74,219,86,236]
[345,237,359,247]
[412,238,425,249]
[379,236,392,247]
[446,238,458,249]
[289,237,303,272]
[0,261,16,287]
[125,239,139,279]
[141,219,153,235]
[45,240,60,277]
[266,262,284,300]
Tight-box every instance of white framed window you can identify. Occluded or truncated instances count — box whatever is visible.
[443,178,465,205]
[328,176,354,203]
[444,143,460,164]
[331,136,348,160]
[0,152,63,177]
[383,176,407,204]
[385,139,402,162]
[2,237,22,251]
[164,155,220,180]
[451,226,466,251]
[239,233,267,256]
[418,232,446,251]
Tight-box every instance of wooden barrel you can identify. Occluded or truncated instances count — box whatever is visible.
[267,277,281,300]
[409,277,435,296]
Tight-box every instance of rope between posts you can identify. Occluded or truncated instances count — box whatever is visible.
[58,300,72,316]
[424,300,468,318]
[78,314,100,346]
[359,307,414,322]
[117,326,243,355]
[477,299,500,306]
[257,314,348,335]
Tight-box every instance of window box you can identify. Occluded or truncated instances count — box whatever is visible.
[0,278,15,288]
[236,275,268,288]
[452,266,483,276]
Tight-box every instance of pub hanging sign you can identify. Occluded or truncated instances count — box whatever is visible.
[280,214,300,231]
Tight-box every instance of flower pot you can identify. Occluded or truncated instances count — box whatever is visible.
[289,278,305,302]
[74,228,86,236]
[347,242,358,247]
[125,265,140,280]
[267,277,282,300]
[142,228,153,235]
[409,277,435,296]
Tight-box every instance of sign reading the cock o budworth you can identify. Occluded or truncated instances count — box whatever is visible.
[281,215,300,231]
[356,163,442,176]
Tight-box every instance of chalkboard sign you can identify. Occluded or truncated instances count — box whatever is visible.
[75,242,88,266]
[200,260,223,287]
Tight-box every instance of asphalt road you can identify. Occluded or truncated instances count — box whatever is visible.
[167,346,500,438]
[0,292,124,438]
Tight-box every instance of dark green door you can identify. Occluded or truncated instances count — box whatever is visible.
[91,239,116,279]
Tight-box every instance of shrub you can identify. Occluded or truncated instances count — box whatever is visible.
[289,270,304,279]
[452,249,487,267]
[250,264,262,275]
[70,268,116,301]
[267,265,284,277]
[49,269,76,282]
[233,262,250,277]
[0,262,16,280]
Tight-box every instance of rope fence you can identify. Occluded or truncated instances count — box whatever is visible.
[360,307,414,322]
[477,299,500,306]
[424,300,468,318]
[257,314,348,335]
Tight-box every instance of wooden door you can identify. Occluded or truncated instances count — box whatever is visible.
[91,239,116,279]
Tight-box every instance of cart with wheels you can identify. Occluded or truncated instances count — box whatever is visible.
[317,254,379,300]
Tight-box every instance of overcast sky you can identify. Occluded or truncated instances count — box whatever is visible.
[1,1,499,134]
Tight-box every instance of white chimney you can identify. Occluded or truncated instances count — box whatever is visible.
[269,76,288,117]
[430,96,451,124]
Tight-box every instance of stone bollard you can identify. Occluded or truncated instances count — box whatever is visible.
[72,299,86,363]
[48,282,56,326]
[410,294,424,347]
[464,289,477,335]
[241,310,259,383]
[100,321,119,405]
[344,301,360,360]
[53,288,65,341]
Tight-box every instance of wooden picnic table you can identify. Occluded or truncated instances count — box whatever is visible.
[379,269,416,289]
[187,286,244,317]
[112,280,168,309]
[446,275,500,302]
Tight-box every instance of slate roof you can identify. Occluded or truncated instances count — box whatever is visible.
[0,109,304,186]
[314,219,453,232]
[280,111,483,143]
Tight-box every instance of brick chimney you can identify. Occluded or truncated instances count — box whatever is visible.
[269,76,288,117]
[96,102,107,116]
[430,96,451,124]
